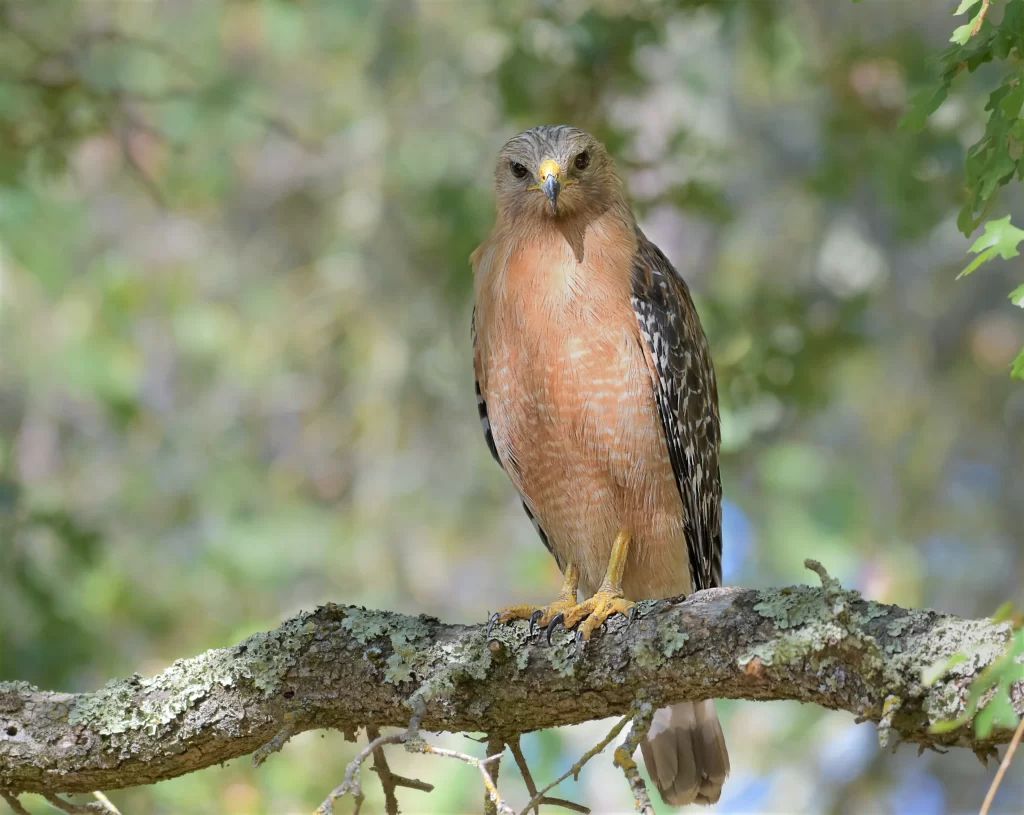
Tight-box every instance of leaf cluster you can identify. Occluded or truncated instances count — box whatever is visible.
[902,0,1024,379]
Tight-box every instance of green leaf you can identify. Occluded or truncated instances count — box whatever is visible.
[931,715,970,734]
[959,215,1024,278]
[951,23,975,44]
[1009,284,1024,307]
[954,0,981,14]
[960,245,999,277]
[1000,84,1024,118]
[958,204,980,235]
[1012,348,1024,380]
[976,693,1018,739]
[922,652,969,687]
[978,150,1017,201]
[993,601,1018,622]
[900,85,949,132]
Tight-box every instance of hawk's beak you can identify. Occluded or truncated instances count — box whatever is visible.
[538,159,561,214]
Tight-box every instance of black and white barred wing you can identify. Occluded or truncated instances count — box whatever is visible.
[630,236,723,591]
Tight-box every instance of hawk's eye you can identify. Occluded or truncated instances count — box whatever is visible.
[510,161,529,179]
[574,151,590,170]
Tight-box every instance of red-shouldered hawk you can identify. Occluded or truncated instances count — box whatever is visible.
[472,125,728,807]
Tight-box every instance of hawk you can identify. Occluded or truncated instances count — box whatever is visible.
[472,125,728,806]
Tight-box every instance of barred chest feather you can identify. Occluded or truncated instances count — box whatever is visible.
[473,213,692,600]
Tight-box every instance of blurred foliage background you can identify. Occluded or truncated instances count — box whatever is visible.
[1,0,1023,813]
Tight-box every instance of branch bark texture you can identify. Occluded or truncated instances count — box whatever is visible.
[1,563,1019,795]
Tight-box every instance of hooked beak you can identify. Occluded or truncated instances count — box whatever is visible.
[536,159,562,214]
[541,174,560,214]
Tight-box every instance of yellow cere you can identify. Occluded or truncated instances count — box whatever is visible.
[529,158,579,191]
[538,159,561,181]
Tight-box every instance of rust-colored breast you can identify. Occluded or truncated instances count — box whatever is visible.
[474,214,691,600]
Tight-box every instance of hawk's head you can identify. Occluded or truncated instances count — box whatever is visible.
[494,125,621,220]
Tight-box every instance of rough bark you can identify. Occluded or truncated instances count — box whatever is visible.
[1,562,1019,796]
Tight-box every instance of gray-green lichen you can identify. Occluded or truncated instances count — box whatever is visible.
[633,639,664,671]
[547,637,578,678]
[0,680,39,708]
[631,621,689,671]
[407,631,495,710]
[482,619,534,675]
[441,639,493,683]
[739,618,857,670]
[342,607,432,684]
[752,586,831,631]
[662,629,689,658]
[69,610,318,735]
[741,568,887,680]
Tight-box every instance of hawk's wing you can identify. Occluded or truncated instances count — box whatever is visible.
[630,234,723,591]
[472,308,560,567]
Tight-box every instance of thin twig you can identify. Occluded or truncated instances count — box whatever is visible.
[365,726,434,814]
[368,720,399,810]
[979,715,1024,815]
[90,792,120,815]
[316,731,406,815]
[42,794,110,814]
[508,736,590,814]
[613,703,656,815]
[410,742,512,814]
[484,735,505,815]
[541,797,590,814]
[90,794,119,815]
[509,736,543,815]
[0,791,31,815]
[366,725,400,815]
[252,720,297,768]
[519,716,631,815]
[317,721,505,815]
[374,770,433,794]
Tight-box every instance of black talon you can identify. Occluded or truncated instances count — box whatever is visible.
[546,613,565,644]
[628,605,639,624]
[573,630,587,659]
[529,609,544,636]
[486,612,501,639]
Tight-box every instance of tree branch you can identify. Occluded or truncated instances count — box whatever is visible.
[1,562,1019,800]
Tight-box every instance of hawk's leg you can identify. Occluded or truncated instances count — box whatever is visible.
[546,529,637,647]
[486,563,581,638]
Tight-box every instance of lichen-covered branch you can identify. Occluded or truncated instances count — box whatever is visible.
[1,562,1020,797]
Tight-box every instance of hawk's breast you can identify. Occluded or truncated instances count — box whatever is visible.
[473,214,691,599]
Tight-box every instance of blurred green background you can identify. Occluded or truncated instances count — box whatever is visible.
[1,0,1022,813]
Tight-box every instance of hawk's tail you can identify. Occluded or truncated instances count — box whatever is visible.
[639,700,729,807]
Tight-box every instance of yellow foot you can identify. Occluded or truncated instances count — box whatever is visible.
[486,563,581,639]
[486,596,579,639]
[548,589,638,646]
